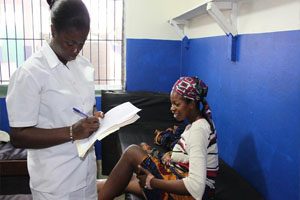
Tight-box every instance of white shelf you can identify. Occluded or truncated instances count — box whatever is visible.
[168,0,238,39]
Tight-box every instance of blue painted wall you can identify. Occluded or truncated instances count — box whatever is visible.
[126,30,300,200]
[0,97,9,133]
[182,30,300,200]
[126,39,181,92]
[94,96,102,160]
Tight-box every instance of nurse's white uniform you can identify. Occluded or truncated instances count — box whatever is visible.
[6,42,97,200]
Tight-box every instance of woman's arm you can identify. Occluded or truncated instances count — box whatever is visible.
[181,123,210,199]
[150,178,189,195]
[137,166,190,195]
[137,122,209,198]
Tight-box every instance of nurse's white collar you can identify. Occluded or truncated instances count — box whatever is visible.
[42,41,62,69]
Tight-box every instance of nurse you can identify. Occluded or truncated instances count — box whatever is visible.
[6,0,102,199]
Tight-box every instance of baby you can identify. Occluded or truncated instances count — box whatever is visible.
[153,123,187,150]
[139,142,171,166]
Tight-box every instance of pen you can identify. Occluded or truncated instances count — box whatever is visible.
[73,107,89,118]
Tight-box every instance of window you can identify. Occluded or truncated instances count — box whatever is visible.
[0,0,124,90]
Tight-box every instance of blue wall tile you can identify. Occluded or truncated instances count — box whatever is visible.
[126,38,181,92]
[181,30,300,200]
[94,96,102,160]
[0,97,9,132]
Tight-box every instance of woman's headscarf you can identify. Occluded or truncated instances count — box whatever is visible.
[171,76,208,101]
[171,76,215,131]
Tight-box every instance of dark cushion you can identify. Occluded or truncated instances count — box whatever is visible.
[101,90,176,125]
[0,160,30,195]
[101,90,264,200]
[0,175,31,195]
[0,142,30,195]
[101,91,177,175]
[215,159,264,200]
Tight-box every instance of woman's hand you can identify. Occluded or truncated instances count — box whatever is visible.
[93,105,104,119]
[94,111,104,118]
[162,151,172,166]
[137,165,155,190]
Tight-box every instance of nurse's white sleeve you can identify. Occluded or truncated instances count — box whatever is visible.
[6,68,41,127]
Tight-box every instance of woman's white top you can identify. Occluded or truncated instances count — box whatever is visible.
[6,42,97,195]
[171,119,218,200]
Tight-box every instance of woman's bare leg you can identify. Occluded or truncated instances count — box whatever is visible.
[97,174,145,199]
[97,179,106,194]
[125,174,145,198]
[98,144,147,200]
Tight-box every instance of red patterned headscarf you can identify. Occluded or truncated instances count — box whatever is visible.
[171,77,208,101]
[171,76,215,132]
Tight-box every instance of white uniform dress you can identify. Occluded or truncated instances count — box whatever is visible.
[6,42,97,200]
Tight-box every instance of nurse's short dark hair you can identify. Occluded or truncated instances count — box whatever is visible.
[47,0,90,32]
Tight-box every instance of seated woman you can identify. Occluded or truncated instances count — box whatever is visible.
[97,77,219,200]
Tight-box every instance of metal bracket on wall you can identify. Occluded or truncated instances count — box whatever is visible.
[168,0,238,61]
[168,19,186,39]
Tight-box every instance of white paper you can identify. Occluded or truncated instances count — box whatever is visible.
[76,102,141,157]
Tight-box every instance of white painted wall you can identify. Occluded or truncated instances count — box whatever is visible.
[238,0,300,34]
[125,0,300,40]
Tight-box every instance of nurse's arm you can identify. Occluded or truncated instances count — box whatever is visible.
[10,116,100,149]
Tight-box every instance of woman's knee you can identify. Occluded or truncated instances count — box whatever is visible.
[123,144,146,164]
[124,144,140,153]
[96,179,106,193]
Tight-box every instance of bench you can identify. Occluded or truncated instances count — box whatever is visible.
[0,142,31,196]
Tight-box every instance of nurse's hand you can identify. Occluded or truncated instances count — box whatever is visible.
[72,116,100,140]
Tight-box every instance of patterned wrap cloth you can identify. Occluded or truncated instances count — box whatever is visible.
[141,146,215,200]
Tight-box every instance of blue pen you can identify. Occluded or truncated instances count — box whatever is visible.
[73,107,89,118]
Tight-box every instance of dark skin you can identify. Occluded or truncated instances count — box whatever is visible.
[97,91,202,200]
[50,25,89,65]
[10,26,104,149]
